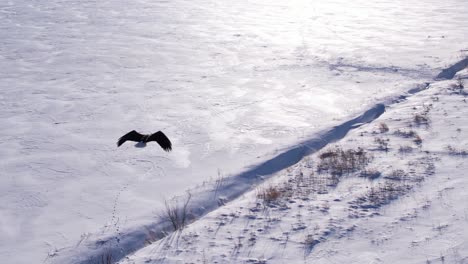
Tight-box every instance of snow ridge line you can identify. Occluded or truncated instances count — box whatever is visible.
[63,57,466,264]
[436,57,468,80]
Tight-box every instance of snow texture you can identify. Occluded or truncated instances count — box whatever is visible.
[0,0,467,263]
[120,66,468,264]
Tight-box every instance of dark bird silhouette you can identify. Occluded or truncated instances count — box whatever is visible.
[117,130,172,152]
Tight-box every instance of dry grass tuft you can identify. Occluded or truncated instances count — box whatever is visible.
[257,186,282,203]
[317,146,372,176]
[162,192,193,231]
[378,122,389,133]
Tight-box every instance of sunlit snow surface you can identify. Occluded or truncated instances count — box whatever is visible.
[121,71,468,264]
[0,0,467,262]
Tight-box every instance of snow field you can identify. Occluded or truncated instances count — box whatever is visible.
[119,70,468,264]
[0,0,467,263]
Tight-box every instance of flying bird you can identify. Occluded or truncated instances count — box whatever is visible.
[117,130,172,152]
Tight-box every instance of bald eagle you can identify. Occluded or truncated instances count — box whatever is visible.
[117,130,172,152]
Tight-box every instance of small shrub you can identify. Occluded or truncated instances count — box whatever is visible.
[398,145,413,154]
[328,174,340,187]
[162,192,192,231]
[413,135,423,146]
[446,145,468,156]
[412,104,432,127]
[393,130,422,146]
[317,146,372,176]
[214,169,226,198]
[422,104,433,114]
[457,77,465,89]
[374,137,389,152]
[413,114,430,126]
[378,122,389,133]
[357,181,411,208]
[257,186,282,203]
[384,169,407,181]
[360,168,381,180]
[394,129,416,138]
[450,77,464,94]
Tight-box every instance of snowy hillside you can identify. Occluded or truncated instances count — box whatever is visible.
[1,0,467,263]
[120,68,468,264]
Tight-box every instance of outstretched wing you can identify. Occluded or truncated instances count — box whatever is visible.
[117,130,144,147]
[148,131,172,152]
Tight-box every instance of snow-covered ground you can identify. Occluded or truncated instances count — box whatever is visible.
[0,0,467,263]
[120,69,468,264]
